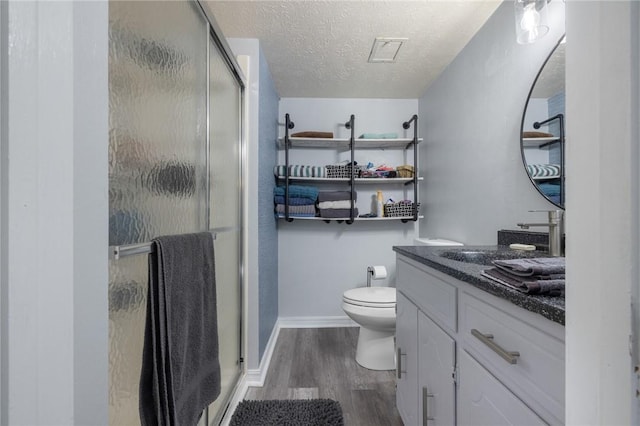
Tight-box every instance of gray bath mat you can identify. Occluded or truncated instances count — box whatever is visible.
[230,399,344,426]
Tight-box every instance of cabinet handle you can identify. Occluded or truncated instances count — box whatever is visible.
[397,347,406,379]
[422,386,434,425]
[471,329,520,364]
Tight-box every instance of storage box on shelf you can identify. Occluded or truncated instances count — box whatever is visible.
[275,113,423,223]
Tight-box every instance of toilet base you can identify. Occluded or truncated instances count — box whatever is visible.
[355,327,396,371]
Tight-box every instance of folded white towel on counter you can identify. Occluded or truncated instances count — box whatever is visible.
[317,200,355,209]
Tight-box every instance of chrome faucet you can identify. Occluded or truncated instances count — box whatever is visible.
[516,210,564,257]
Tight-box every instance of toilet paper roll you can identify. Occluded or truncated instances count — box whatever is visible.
[369,265,387,280]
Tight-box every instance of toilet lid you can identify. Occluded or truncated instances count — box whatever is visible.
[343,287,396,308]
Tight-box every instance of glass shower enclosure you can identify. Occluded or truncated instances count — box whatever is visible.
[107,1,244,424]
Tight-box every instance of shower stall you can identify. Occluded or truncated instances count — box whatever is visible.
[107,1,244,424]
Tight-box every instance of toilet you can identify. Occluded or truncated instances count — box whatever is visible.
[342,286,397,370]
[343,240,464,371]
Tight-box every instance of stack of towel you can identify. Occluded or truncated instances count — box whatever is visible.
[317,191,357,218]
[274,185,318,217]
[481,257,565,296]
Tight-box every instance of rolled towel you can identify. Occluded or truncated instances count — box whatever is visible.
[492,257,565,277]
[274,185,319,200]
[319,208,359,218]
[317,200,355,209]
[291,131,333,138]
[317,191,357,202]
[527,164,561,178]
[274,165,327,178]
[274,195,317,206]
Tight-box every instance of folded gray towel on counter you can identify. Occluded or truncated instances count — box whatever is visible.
[317,191,357,202]
[492,257,565,277]
[140,232,220,426]
[482,267,565,296]
[319,208,359,218]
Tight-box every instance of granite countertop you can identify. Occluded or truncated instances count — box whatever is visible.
[393,245,565,325]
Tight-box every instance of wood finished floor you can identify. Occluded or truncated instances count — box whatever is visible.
[244,327,403,426]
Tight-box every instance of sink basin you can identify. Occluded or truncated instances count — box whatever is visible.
[438,249,544,266]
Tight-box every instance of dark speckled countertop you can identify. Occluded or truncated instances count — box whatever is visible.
[393,245,565,325]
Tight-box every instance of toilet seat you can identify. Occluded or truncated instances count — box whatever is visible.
[343,287,396,308]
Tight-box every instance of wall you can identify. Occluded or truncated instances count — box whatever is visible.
[418,1,566,244]
[1,1,108,424]
[565,1,639,423]
[277,98,418,319]
[228,38,280,369]
[257,48,280,359]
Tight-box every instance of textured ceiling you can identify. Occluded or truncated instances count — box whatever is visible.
[205,1,502,99]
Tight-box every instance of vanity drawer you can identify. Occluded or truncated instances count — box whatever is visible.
[397,258,457,332]
[460,292,565,424]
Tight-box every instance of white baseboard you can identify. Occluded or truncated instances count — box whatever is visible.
[278,315,357,329]
[217,316,357,425]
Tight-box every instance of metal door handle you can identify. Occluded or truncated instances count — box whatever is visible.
[396,347,406,379]
[422,386,434,425]
[471,329,520,364]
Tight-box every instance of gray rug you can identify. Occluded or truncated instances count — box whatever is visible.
[230,399,344,426]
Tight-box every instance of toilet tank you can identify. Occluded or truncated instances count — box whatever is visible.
[413,238,464,246]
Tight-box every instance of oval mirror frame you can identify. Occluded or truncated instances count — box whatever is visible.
[520,35,566,209]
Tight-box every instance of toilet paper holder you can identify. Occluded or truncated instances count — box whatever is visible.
[366,265,387,287]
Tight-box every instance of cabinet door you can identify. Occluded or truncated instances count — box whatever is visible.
[396,292,419,425]
[458,351,546,426]
[419,312,455,426]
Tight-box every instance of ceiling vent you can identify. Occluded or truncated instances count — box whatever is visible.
[368,37,407,63]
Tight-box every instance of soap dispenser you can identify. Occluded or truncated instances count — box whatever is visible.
[377,190,384,217]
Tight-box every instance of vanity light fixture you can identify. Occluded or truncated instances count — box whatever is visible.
[368,37,407,63]
[514,0,549,44]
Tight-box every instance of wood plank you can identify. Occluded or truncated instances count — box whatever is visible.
[243,327,402,426]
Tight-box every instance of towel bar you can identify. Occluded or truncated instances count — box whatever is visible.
[109,229,223,260]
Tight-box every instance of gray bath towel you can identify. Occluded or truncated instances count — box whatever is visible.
[492,257,565,277]
[482,267,565,296]
[317,191,357,202]
[140,232,220,426]
[319,208,359,218]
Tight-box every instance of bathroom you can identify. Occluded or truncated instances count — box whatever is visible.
[0,0,638,425]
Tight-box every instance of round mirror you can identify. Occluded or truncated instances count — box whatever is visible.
[521,36,566,208]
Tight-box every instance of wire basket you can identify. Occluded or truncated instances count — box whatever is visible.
[396,165,415,178]
[326,164,363,179]
[384,202,420,217]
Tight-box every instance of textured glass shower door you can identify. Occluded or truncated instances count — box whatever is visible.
[108,1,243,425]
[205,33,243,425]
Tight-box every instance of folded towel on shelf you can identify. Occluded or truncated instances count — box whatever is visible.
[319,208,359,218]
[274,165,327,178]
[482,267,565,296]
[358,133,398,139]
[140,232,220,426]
[317,191,357,202]
[275,204,317,217]
[274,195,317,206]
[527,164,561,178]
[492,257,565,277]
[317,200,355,210]
[291,131,334,138]
[274,185,319,200]
[538,182,561,196]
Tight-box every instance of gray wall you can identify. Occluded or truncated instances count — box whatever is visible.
[257,48,279,359]
[418,1,566,245]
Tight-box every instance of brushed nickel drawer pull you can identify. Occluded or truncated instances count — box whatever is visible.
[422,386,434,425]
[471,329,520,364]
[397,347,406,379]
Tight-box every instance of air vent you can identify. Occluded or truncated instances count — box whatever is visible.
[368,37,407,63]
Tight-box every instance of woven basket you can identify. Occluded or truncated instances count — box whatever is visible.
[384,202,420,217]
[396,165,415,178]
[326,164,363,179]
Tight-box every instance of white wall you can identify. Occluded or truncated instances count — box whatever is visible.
[565,1,639,424]
[1,1,108,424]
[278,98,418,318]
[418,1,566,245]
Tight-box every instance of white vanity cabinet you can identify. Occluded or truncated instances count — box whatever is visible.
[396,255,565,426]
[396,292,419,425]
